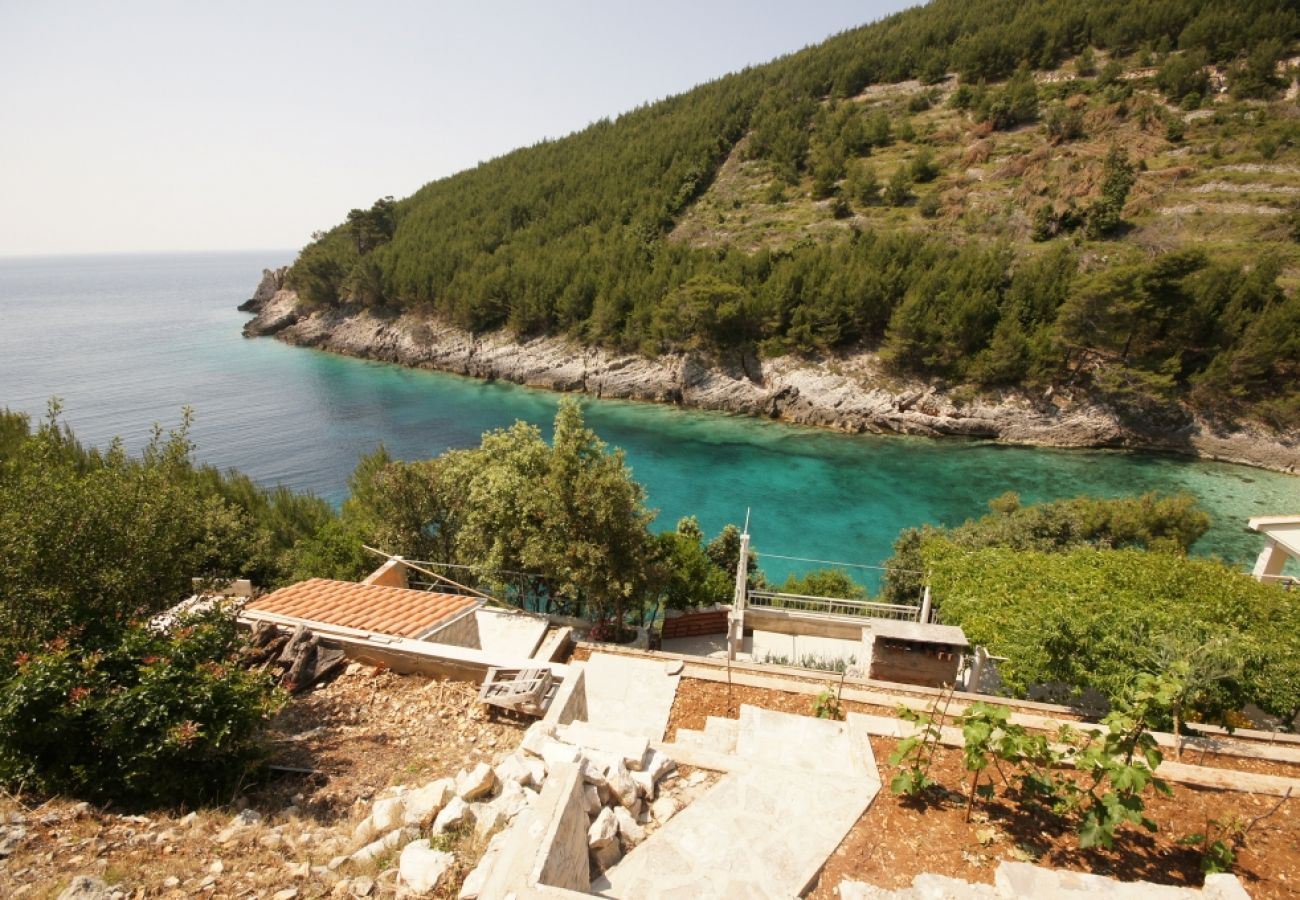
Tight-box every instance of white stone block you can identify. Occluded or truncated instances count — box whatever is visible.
[350,827,414,866]
[403,779,454,828]
[397,840,453,895]
[612,805,645,848]
[432,797,473,835]
[456,763,497,801]
[588,807,617,850]
[520,721,556,758]
[582,784,601,815]
[493,753,533,788]
[540,739,583,771]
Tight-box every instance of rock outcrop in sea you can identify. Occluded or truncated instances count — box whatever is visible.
[243,289,1299,474]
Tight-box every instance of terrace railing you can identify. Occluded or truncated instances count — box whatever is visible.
[746,589,922,622]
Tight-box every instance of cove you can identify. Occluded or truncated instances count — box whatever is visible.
[2,252,1296,588]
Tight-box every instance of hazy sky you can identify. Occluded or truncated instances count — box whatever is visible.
[1,1,917,256]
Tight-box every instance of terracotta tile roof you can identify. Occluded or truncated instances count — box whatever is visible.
[244,578,479,638]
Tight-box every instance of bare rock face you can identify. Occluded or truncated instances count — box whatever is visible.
[238,266,289,313]
[239,286,1300,474]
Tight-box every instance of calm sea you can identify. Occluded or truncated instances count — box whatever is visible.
[2,251,1296,586]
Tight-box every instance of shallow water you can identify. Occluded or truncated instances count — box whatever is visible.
[2,251,1296,587]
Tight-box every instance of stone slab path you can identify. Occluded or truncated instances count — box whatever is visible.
[581,652,681,742]
[594,705,880,899]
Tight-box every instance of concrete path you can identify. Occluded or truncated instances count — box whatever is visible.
[582,652,681,741]
[595,705,880,899]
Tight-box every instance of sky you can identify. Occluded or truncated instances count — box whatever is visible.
[0,1,919,257]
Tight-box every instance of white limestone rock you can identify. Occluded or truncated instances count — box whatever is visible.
[650,796,678,824]
[522,755,547,787]
[613,805,645,848]
[469,801,504,839]
[371,796,406,833]
[582,784,602,816]
[459,828,512,900]
[519,721,556,758]
[630,770,656,801]
[540,739,583,771]
[350,827,414,866]
[403,778,455,828]
[493,753,533,788]
[643,748,675,785]
[456,763,497,801]
[492,778,531,820]
[397,840,453,896]
[587,807,617,850]
[604,763,640,810]
[432,796,473,835]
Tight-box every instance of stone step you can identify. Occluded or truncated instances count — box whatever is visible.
[594,768,876,899]
[671,728,708,748]
[735,704,857,776]
[701,716,739,754]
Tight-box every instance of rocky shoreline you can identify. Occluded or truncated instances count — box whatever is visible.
[241,273,1298,474]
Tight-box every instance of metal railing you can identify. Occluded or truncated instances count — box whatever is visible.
[746,589,921,622]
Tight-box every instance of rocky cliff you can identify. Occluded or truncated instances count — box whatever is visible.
[243,291,1299,474]
[237,266,290,313]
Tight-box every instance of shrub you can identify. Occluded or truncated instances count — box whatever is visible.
[922,541,1300,720]
[0,610,282,808]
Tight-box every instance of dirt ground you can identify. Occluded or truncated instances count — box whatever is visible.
[668,677,1300,900]
[0,665,524,899]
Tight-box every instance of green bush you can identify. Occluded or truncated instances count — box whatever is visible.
[0,610,282,808]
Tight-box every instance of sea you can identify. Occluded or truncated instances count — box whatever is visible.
[2,250,1297,588]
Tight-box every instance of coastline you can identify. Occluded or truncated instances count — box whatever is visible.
[241,284,1299,475]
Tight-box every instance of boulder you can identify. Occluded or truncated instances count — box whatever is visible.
[456,763,497,801]
[582,784,602,816]
[613,805,645,848]
[587,807,617,850]
[432,797,473,834]
[403,779,454,828]
[397,840,453,896]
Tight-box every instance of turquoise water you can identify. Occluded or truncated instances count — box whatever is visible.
[2,251,1296,587]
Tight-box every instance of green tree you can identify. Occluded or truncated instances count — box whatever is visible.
[453,400,656,627]
[1084,145,1135,238]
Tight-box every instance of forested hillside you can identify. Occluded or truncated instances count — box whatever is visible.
[286,0,1300,431]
